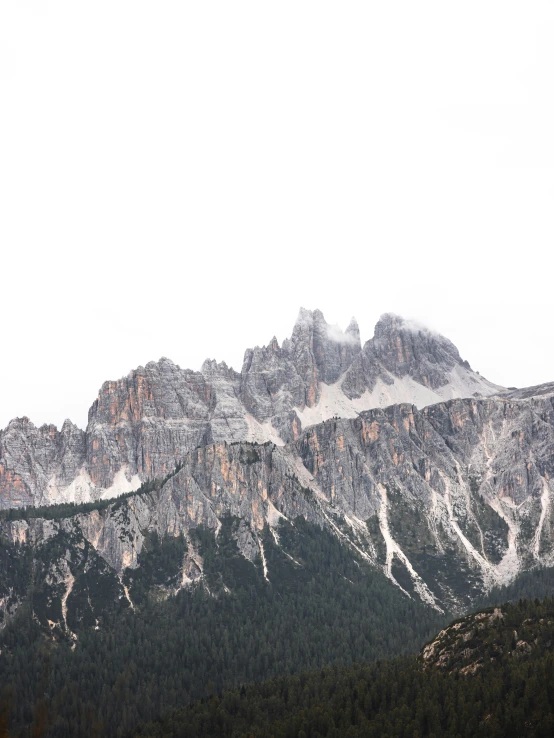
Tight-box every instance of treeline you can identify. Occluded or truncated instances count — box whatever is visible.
[136,597,554,738]
[2,506,554,737]
[0,463,184,523]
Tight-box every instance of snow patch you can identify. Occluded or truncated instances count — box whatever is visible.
[434,365,504,402]
[489,497,521,584]
[119,575,135,611]
[265,499,286,527]
[46,466,142,505]
[46,468,95,505]
[533,481,551,559]
[258,538,269,581]
[441,474,498,588]
[61,565,77,641]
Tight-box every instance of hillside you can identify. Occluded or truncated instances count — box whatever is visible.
[0,519,446,738]
[135,598,554,738]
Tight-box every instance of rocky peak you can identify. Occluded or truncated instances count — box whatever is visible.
[341,313,501,401]
[345,316,360,342]
[420,601,554,674]
[201,358,239,381]
[238,309,363,435]
[0,416,86,508]
[289,307,362,388]
[370,313,469,389]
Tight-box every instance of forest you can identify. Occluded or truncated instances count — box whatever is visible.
[0,518,445,737]
[1,517,554,737]
[135,597,554,738]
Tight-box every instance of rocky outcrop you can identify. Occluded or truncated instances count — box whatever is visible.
[0,309,506,509]
[420,601,554,674]
[502,381,554,400]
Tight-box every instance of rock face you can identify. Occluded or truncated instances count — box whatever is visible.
[0,309,507,509]
[0,418,86,508]
[3,392,554,625]
[340,313,501,400]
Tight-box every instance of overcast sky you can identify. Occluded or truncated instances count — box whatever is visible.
[1,1,553,431]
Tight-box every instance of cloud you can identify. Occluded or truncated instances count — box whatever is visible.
[326,323,360,346]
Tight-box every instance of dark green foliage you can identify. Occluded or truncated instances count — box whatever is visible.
[470,488,509,564]
[365,516,386,565]
[0,538,34,614]
[136,598,554,738]
[124,532,188,605]
[387,486,435,557]
[0,519,445,738]
[390,556,415,595]
[383,487,484,608]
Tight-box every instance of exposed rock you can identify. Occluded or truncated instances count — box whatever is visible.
[3,392,554,618]
[502,381,554,400]
[341,313,502,399]
[1,309,509,509]
[0,418,86,508]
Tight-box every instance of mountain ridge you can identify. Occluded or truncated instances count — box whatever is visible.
[0,309,506,509]
[3,390,554,621]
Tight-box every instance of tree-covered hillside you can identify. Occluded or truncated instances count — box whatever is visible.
[0,519,445,738]
[135,597,554,738]
[3,514,554,737]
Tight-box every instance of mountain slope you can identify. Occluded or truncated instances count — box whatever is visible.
[3,390,554,628]
[0,519,446,738]
[0,309,504,509]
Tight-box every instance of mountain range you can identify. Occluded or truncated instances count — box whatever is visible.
[0,309,503,509]
[2,308,554,736]
[2,308,554,623]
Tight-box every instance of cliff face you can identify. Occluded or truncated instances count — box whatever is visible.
[0,418,86,508]
[0,309,508,509]
[3,393,554,627]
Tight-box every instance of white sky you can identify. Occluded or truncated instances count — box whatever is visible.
[1,1,553,431]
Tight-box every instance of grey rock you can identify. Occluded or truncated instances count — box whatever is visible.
[0,418,86,507]
[341,313,496,398]
[3,392,554,620]
[0,309,505,509]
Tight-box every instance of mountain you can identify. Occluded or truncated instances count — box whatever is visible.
[0,309,503,509]
[2,310,554,620]
[2,389,554,631]
[2,310,554,737]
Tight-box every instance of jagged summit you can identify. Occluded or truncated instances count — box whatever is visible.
[343,311,480,396]
[0,308,508,509]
